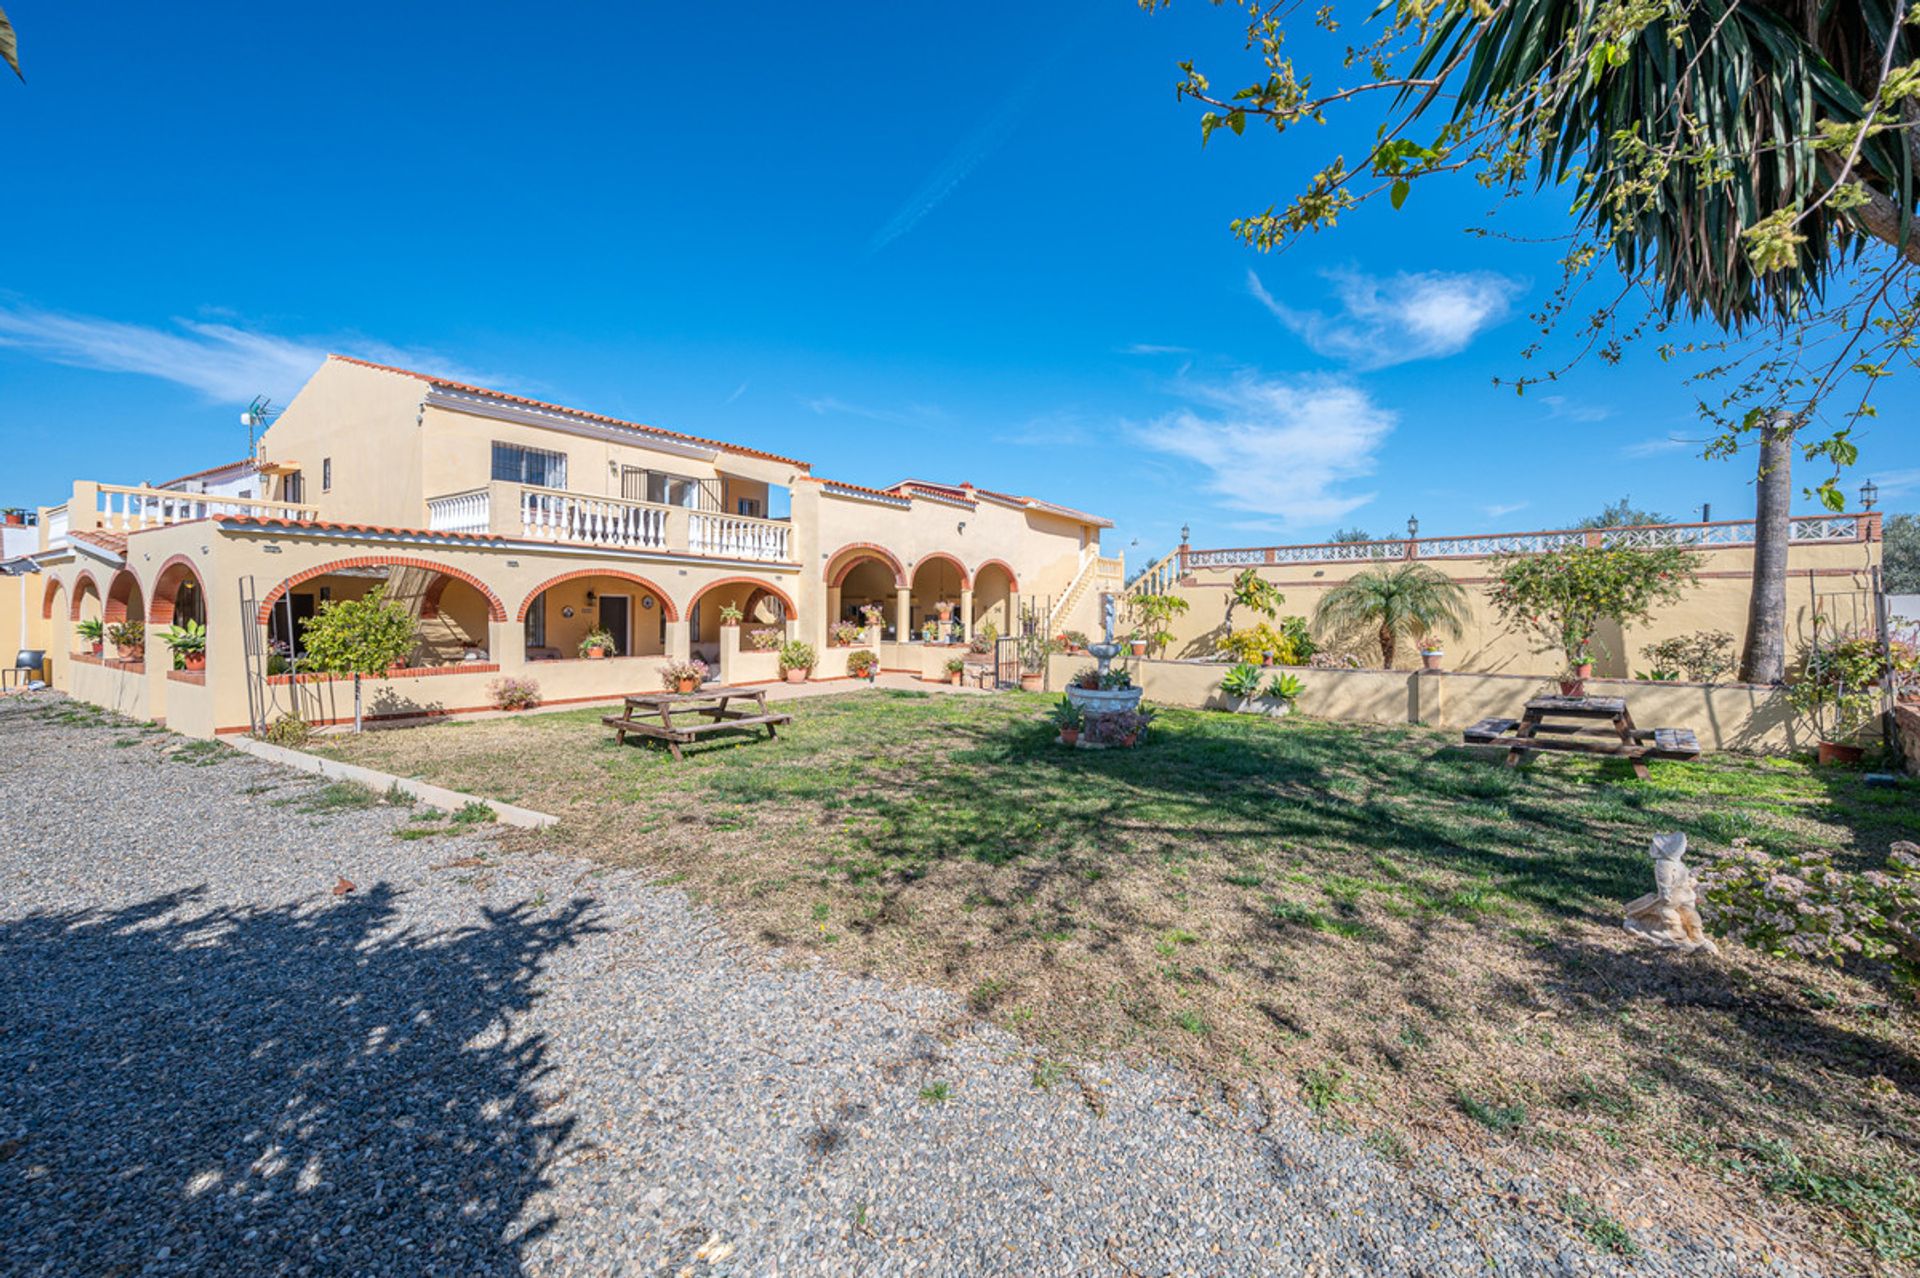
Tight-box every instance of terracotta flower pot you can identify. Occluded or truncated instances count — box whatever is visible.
[1576,662,1593,680]
[1121,733,1138,747]
[1129,641,1147,656]
[1817,740,1864,766]
[184,652,206,672]
[949,672,962,685]
[1559,679,1584,697]
[1019,672,1043,692]
[785,668,809,684]
[587,647,605,660]
[937,602,953,621]
[677,677,699,693]
[1421,652,1443,671]
[90,642,103,656]
[1060,728,1079,746]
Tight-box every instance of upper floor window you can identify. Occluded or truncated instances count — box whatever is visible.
[736,497,762,517]
[322,458,332,492]
[284,471,304,504]
[492,441,568,490]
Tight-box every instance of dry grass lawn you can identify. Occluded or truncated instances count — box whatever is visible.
[315,688,1920,1272]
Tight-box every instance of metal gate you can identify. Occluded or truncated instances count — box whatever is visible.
[993,636,1021,689]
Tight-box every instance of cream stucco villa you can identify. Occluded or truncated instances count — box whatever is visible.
[26,355,1123,736]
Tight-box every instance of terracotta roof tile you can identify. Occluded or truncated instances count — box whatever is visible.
[67,529,130,558]
[327,354,812,470]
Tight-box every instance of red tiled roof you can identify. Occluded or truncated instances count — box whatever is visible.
[151,458,258,489]
[213,514,508,543]
[68,529,130,558]
[327,354,812,470]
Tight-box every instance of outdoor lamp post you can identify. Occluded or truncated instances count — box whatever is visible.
[1860,479,1879,511]
[1406,514,1419,539]
[1180,522,1190,546]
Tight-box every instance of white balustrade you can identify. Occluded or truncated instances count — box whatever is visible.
[1184,515,1864,571]
[82,483,319,531]
[688,512,791,562]
[427,488,492,534]
[518,486,671,551]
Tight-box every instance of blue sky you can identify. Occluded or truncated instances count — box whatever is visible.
[2,1,1915,563]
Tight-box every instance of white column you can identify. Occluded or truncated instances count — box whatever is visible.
[960,587,974,642]
[895,587,912,643]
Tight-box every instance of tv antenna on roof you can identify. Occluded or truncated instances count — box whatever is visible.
[241,395,279,458]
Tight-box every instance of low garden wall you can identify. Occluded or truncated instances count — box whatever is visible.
[68,653,149,720]
[1045,655,1806,753]
[162,672,214,739]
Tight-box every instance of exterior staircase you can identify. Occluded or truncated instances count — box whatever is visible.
[1126,548,1182,600]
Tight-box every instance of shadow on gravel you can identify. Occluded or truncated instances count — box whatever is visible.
[0,883,602,1276]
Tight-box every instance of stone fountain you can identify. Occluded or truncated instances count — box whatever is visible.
[1065,595,1145,718]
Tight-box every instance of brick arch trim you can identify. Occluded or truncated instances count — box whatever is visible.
[103,570,144,626]
[257,556,509,625]
[825,542,907,589]
[41,575,67,621]
[908,551,971,591]
[970,558,1020,593]
[515,569,679,622]
[685,575,799,618]
[147,555,207,628]
[69,570,102,621]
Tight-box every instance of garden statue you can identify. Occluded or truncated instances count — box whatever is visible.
[1088,593,1121,680]
[1623,832,1718,954]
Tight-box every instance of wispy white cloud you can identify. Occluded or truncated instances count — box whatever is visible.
[992,409,1093,449]
[1621,435,1690,459]
[1131,372,1394,526]
[1482,501,1529,519]
[1249,267,1522,369]
[799,394,945,427]
[723,381,749,405]
[869,72,1041,254]
[0,303,512,402]
[1122,343,1191,356]
[1870,467,1920,500]
[1538,394,1611,423]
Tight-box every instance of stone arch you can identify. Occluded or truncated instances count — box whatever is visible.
[103,570,144,626]
[909,551,971,591]
[685,575,798,619]
[516,569,679,622]
[258,556,508,624]
[824,542,907,589]
[41,576,67,620]
[69,570,102,621]
[147,555,207,628]
[971,558,1020,593]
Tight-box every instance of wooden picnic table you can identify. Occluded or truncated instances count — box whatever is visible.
[1462,694,1698,779]
[603,683,792,762]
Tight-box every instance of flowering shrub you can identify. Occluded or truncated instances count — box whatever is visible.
[747,626,781,650]
[1084,706,1155,745]
[488,676,541,710]
[832,622,864,646]
[1639,629,1736,683]
[1699,839,1920,994]
[261,714,312,747]
[859,604,885,628]
[660,657,709,688]
[1216,618,1313,666]
[1788,629,1919,739]
[1487,545,1695,671]
[846,649,878,677]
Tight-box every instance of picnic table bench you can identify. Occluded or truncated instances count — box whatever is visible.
[603,683,792,762]
[1462,695,1699,779]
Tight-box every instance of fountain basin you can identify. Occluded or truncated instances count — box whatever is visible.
[1066,686,1144,715]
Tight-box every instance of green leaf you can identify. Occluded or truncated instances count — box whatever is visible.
[1390,178,1410,210]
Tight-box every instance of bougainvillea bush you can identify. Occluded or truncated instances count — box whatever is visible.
[1486,545,1695,671]
[1699,839,1920,995]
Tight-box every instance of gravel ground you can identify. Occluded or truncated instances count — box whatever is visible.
[0,693,1822,1278]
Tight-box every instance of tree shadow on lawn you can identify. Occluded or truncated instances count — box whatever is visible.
[0,884,601,1276]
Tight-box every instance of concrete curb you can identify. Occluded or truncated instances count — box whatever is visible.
[228,737,560,829]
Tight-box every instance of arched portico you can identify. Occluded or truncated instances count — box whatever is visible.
[686,577,796,659]
[260,557,506,667]
[517,569,676,661]
[971,559,1019,640]
[907,553,967,642]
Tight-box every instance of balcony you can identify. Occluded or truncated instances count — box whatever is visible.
[40,482,321,552]
[427,481,794,564]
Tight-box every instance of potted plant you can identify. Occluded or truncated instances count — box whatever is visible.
[1017,632,1058,692]
[1221,661,1264,713]
[1050,696,1084,745]
[161,619,207,671]
[107,619,145,662]
[1061,630,1089,654]
[1128,633,1148,657]
[832,621,863,647]
[748,626,781,650]
[76,617,105,656]
[969,620,999,655]
[1262,672,1304,717]
[945,655,966,686]
[847,649,879,681]
[1088,706,1154,747]
[859,603,885,635]
[1420,646,1445,671]
[661,656,710,694]
[778,639,817,684]
[1790,629,1913,764]
[579,628,616,660]
[718,602,745,627]
[936,599,953,623]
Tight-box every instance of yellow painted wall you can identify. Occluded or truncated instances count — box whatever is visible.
[1156,533,1883,678]
[1,571,52,668]
[257,358,432,526]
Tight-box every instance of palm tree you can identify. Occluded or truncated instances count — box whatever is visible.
[1312,564,1470,669]
[1,6,19,81]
